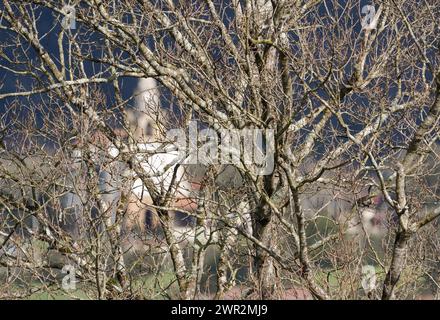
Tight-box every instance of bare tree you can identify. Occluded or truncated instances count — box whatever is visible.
[0,0,439,300]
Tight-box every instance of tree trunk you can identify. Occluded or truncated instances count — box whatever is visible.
[159,210,191,299]
[382,230,411,300]
[253,203,276,299]
[215,226,239,299]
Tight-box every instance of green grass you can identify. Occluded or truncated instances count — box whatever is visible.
[28,287,90,300]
